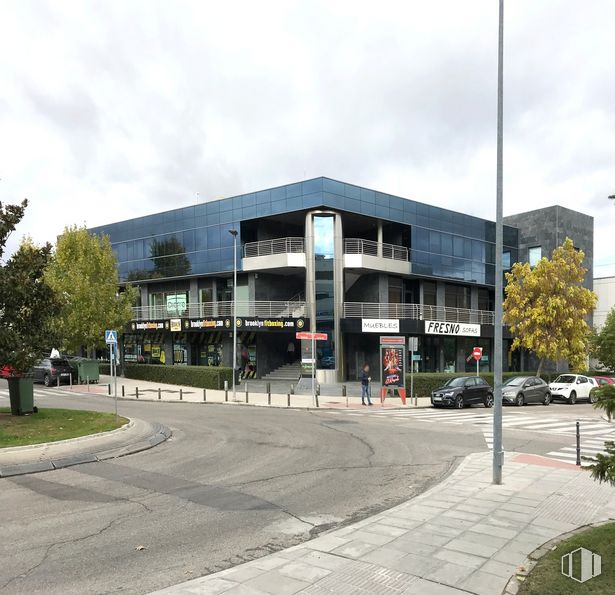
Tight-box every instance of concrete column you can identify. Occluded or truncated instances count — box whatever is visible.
[377,220,383,257]
[189,279,198,308]
[333,214,344,382]
[248,273,257,301]
[140,285,149,310]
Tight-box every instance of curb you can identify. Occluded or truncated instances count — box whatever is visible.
[502,519,615,595]
[0,421,171,478]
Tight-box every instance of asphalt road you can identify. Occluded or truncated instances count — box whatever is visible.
[0,385,605,595]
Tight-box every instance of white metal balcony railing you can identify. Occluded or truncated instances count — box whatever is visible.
[131,301,307,321]
[344,238,409,262]
[243,237,304,258]
[343,302,495,325]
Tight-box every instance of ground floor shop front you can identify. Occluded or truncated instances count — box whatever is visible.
[121,316,520,381]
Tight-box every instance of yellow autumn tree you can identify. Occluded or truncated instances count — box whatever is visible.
[503,238,596,376]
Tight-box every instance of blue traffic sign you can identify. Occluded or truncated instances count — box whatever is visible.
[105,330,118,344]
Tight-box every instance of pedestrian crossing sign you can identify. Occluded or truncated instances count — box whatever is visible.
[105,330,118,344]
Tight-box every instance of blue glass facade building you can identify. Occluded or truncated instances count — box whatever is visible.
[91,177,527,379]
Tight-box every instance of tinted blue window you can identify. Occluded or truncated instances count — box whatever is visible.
[256,203,272,217]
[323,192,343,209]
[345,198,361,213]
[375,192,389,208]
[195,230,207,251]
[260,189,275,202]
[232,196,242,210]
[344,184,361,199]
[360,202,377,216]
[360,188,375,203]
[271,200,286,214]
[302,178,322,194]
[414,228,429,251]
[429,231,440,253]
[441,233,453,255]
[220,210,234,224]
[242,193,255,207]
[242,205,257,219]
[219,198,233,212]
[286,196,303,211]
[207,227,220,248]
[323,178,344,195]
[302,192,323,208]
[404,200,416,214]
[286,183,302,198]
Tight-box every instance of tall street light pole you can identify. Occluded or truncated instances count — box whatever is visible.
[229,229,238,402]
[493,0,505,485]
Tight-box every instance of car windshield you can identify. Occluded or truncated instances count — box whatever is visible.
[503,377,527,387]
[554,375,576,384]
[443,377,467,387]
[51,358,70,366]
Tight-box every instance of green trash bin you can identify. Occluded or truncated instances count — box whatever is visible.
[77,360,100,384]
[7,377,34,415]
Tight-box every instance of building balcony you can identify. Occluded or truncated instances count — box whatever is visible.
[344,239,411,275]
[242,237,306,271]
[132,300,307,321]
[343,302,494,325]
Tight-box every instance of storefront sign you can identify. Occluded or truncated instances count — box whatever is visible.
[362,319,399,333]
[186,318,227,330]
[236,317,307,331]
[170,318,182,332]
[131,320,166,331]
[424,320,480,337]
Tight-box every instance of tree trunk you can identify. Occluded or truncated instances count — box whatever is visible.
[536,357,544,377]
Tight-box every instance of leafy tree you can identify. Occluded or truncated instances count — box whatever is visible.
[585,385,615,486]
[150,237,191,278]
[591,384,615,422]
[503,238,596,376]
[44,226,137,356]
[0,200,59,375]
[592,307,615,372]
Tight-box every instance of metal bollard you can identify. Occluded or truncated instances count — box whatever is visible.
[224,380,228,402]
[158,388,161,400]
[268,391,271,406]
[290,384,295,395]
[414,393,418,407]
[203,388,206,402]
[87,376,90,392]
[576,421,581,466]
[245,385,249,403]
[287,393,290,407]
[69,374,72,389]
[108,383,111,396]
[122,385,125,397]
[315,393,319,408]
[267,382,271,404]
[342,385,347,408]
[136,386,139,399]
[180,388,183,401]
[57,375,60,388]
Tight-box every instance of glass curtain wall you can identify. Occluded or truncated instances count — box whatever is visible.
[313,215,335,369]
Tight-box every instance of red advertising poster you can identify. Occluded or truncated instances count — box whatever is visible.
[381,345,405,388]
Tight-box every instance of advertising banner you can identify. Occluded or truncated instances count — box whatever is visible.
[380,343,405,389]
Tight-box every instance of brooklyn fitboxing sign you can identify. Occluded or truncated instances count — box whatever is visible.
[424,320,480,337]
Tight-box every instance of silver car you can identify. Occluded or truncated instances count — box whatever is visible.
[502,376,551,406]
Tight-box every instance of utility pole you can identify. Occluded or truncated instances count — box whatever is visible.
[493,0,505,485]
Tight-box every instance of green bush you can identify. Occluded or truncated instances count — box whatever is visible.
[123,363,232,390]
[404,372,553,399]
[99,363,110,375]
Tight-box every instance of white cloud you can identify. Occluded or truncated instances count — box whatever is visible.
[0,0,613,275]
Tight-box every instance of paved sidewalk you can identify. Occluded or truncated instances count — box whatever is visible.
[150,452,615,595]
[0,416,171,477]
[87,375,431,410]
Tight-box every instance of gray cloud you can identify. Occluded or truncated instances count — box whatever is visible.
[0,0,613,275]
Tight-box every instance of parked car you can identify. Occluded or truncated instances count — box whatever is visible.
[32,358,75,386]
[593,376,615,386]
[431,376,494,409]
[549,374,599,404]
[502,376,551,406]
[0,364,15,378]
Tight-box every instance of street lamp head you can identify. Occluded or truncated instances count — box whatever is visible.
[228,229,238,237]
[608,195,615,201]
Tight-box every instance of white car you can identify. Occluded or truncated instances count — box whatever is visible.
[549,374,598,404]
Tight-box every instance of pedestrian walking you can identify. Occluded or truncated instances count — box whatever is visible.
[286,340,296,364]
[360,363,373,406]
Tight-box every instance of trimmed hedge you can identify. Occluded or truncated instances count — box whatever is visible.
[123,363,232,390]
[99,363,111,375]
[404,372,557,399]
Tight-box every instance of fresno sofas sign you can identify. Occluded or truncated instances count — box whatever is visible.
[424,320,480,337]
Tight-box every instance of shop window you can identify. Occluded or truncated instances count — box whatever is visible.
[445,284,470,309]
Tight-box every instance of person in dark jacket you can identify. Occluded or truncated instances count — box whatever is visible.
[360,364,372,406]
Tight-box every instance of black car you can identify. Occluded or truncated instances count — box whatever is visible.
[502,376,551,406]
[431,376,494,409]
[32,358,74,386]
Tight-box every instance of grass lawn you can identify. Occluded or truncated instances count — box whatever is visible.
[518,522,615,594]
[0,408,128,447]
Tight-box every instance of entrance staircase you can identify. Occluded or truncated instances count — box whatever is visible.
[261,362,303,381]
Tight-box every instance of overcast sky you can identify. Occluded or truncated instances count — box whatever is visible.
[1,0,613,275]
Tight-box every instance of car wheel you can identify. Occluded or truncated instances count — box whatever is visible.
[543,392,551,406]
[515,393,524,407]
[589,390,599,404]
[484,393,494,408]
[454,395,464,409]
[569,391,577,405]
[43,374,51,387]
